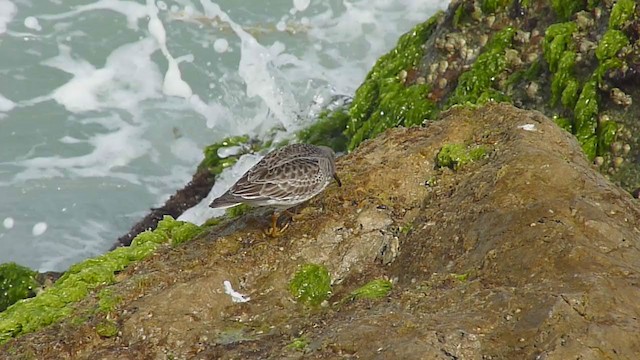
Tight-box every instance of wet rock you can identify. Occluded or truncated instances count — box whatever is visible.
[3,103,640,359]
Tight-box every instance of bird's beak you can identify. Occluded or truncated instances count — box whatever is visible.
[333,173,342,187]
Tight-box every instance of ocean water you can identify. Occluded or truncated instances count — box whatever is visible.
[0,0,447,272]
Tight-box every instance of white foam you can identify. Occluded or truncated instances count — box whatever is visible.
[156,0,167,11]
[12,114,150,182]
[200,0,303,132]
[213,38,229,53]
[32,222,48,236]
[170,137,203,163]
[178,153,263,224]
[293,0,310,12]
[24,16,41,31]
[0,0,16,34]
[147,0,193,99]
[3,217,14,229]
[217,145,243,158]
[36,220,111,272]
[38,0,148,30]
[43,38,163,113]
[59,136,84,144]
[0,93,15,112]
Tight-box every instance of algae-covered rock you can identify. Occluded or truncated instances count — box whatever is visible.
[3,0,640,356]
[289,263,332,306]
[95,320,118,338]
[200,135,251,176]
[0,263,38,312]
[0,216,202,344]
[297,108,350,153]
[3,104,640,359]
[346,14,441,151]
[347,279,392,301]
[326,0,640,192]
[436,143,487,170]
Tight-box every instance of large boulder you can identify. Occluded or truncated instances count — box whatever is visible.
[2,103,639,359]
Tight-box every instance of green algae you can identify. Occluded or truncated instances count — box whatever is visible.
[95,319,118,338]
[451,273,470,282]
[97,288,122,314]
[481,0,511,14]
[573,28,628,158]
[347,13,441,151]
[155,215,203,247]
[609,0,635,29]
[594,58,623,82]
[289,264,332,306]
[225,203,252,219]
[446,27,516,107]
[436,144,488,170]
[561,78,580,108]
[550,51,578,107]
[573,78,599,158]
[551,0,586,20]
[202,217,223,228]
[452,3,468,28]
[201,136,250,176]
[0,263,38,312]
[507,59,541,87]
[348,279,392,301]
[287,336,309,351]
[349,82,437,150]
[576,95,615,159]
[0,216,201,344]
[598,120,618,156]
[338,16,520,151]
[169,222,203,247]
[543,22,577,73]
[297,109,350,153]
[553,116,573,132]
[542,17,624,159]
[595,29,629,61]
[400,223,414,235]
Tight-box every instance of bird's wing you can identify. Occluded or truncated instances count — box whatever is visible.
[230,156,327,201]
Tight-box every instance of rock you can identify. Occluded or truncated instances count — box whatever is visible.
[2,103,639,358]
[346,0,640,193]
[0,263,38,312]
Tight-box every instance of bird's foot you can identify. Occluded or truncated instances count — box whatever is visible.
[264,221,290,237]
[264,212,291,237]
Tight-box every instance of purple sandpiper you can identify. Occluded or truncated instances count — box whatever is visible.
[209,143,341,236]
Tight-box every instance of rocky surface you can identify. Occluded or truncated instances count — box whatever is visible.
[114,165,214,247]
[346,0,640,192]
[2,103,639,359]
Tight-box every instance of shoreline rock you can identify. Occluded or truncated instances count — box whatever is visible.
[2,0,640,354]
[2,103,639,358]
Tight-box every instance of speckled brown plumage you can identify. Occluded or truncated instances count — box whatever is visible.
[209,143,341,235]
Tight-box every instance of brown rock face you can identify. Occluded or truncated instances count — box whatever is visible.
[3,103,640,359]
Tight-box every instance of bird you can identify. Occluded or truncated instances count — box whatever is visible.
[209,143,342,236]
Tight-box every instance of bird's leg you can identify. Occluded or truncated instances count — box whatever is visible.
[265,211,290,237]
[283,209,298,219]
